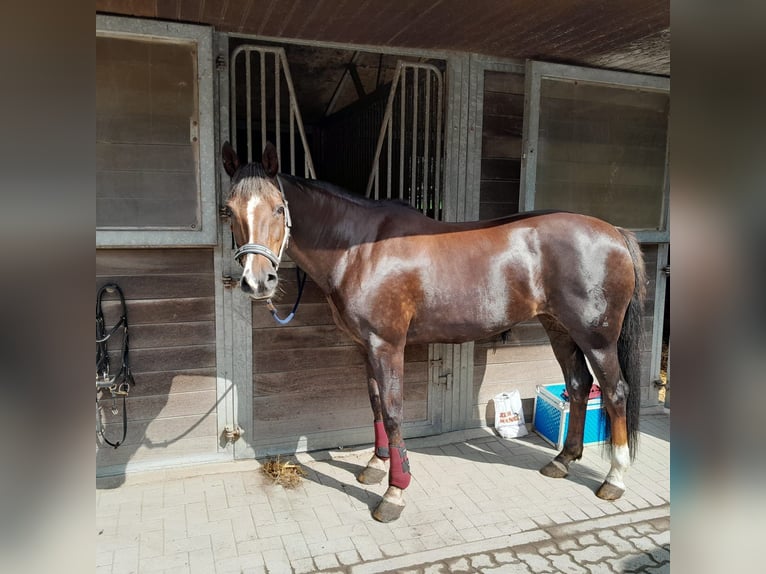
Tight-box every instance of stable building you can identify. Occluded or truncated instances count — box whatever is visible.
[96,2,669,477]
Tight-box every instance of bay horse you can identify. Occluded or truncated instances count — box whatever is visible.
[222,142,646,523]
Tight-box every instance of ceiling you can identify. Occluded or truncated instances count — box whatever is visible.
[95,0,670,76]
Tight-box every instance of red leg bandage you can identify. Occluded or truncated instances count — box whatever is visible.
[374,420,389,459]
[389,444,411,489]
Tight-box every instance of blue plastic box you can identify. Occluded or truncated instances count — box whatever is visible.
[532,383,610,450]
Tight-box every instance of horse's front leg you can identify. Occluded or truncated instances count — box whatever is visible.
[357,357,389,485]
[365,336,411,523]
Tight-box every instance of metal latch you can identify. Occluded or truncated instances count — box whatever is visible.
[222,276,238,289]
[223,424,243,443]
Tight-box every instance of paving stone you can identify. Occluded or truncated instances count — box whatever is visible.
[548,553,589,573]
[597,530,639,554]
[423,564,450,574]
[469,552,494,569]
[446,556,471,571]
[571,544,617,563]
[557,538,581,552]
[516,550,555,572]
[584,563,618,574]
[312,553,340,570]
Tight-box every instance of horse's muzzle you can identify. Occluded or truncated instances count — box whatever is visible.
[240,271,278,300]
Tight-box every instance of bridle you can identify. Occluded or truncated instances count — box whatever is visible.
[232,175,292,271]
[230,175,306,325]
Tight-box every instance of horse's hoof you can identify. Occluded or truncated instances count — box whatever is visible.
[357,466,387,485]
[540,459,569,479]
[372,498,405,522]
[372,486,405,522]
[596,481,625,500]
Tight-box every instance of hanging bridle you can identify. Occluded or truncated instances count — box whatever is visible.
[231,175,306,324]
[96,283,134,448]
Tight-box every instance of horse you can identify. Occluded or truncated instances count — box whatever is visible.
[221,141,646,523]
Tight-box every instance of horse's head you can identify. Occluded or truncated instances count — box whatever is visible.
[222,141,290,300]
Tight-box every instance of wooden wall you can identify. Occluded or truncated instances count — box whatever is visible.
[479,71,525,220]
[96,248,218,473]
[250,269,430,453]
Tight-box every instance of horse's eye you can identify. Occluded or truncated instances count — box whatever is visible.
[275,205,285,216]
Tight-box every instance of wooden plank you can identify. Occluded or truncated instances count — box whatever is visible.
[253,324,356,352]
[99,297,215,324]
[252,344,427,374]
[97,248,213,276]
[480,158,521,181]
[96,435,218,468]
[482,92,524,116]
[481,135,522,159]
[97,412,216,448]
[474,360,562,387]
[96,274,214,300]
[484,71,525,95]
[475,321,550,346]
[129,321,216,349]
[98,389,217,422]
[253,382,428,422]
[481,114,524,138]
[126,344,216,373]
[261,275,327,303]
[253,345,365,374]
[252,301,335,328]
[253,401,429,440]
[117,368,216,397]
[474,343,556,365]
[479,202,519,220]
[479,180,520,203]
[254,362,429,396]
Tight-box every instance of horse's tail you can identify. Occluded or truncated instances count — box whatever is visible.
[616,228,646,461]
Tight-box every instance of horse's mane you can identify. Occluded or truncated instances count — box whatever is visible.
[235,166,564,222]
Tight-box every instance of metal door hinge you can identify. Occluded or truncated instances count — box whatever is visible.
[216,55,227,70]
[222,275,238,289]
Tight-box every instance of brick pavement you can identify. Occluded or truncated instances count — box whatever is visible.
[97,414,670,573]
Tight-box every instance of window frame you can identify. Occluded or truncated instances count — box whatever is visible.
[96,15,217,247]
[521,60,670,243]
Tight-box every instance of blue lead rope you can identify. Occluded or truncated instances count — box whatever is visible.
[266,267,307,325]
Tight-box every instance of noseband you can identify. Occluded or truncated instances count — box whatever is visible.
[232,176,292,270]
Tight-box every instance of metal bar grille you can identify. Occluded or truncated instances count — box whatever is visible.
[365,62,444,220]
[230,45,315,179]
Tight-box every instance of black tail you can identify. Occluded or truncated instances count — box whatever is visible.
[616,228,646,461]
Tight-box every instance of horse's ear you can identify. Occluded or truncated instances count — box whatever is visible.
[222,141,240,177]
[262,142,279,178]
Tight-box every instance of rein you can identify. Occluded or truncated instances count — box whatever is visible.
[232,175,305,325]
[267,267,307,325]
[96,283,135,448]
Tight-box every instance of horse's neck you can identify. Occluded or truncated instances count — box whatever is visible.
[283,180,368,292]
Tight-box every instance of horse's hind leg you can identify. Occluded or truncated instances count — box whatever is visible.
[584,347,631,500]
[357,356,389,485]
[538,316,594,479]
